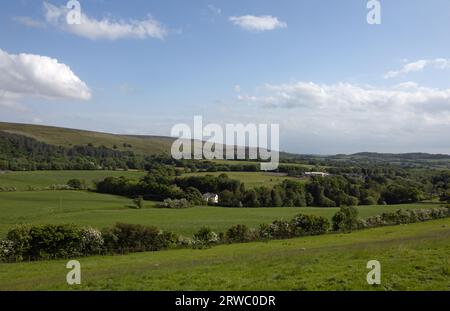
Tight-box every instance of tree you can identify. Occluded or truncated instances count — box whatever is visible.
[271,189,283,207]
[332,206,359,232]
[132,196,144,209]
[67,179,85,190]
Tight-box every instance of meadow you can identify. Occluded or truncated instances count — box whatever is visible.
[0,218,448,290]
[0,170,146,191]
[182,171,306,188]
[0,190,439,238]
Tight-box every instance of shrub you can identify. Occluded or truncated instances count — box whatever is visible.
[47,184,73,190]
[6,224,84,260]
[364,207,450,228]
[159,231,180,249]
[155,198,191,209]
[192,226,219,248]
[332,206,359,232]
[101,223,166,253]
[67,179,86,190]
[0,240,16,262]
[225,224,252,243]
[258,223,272,240]
[6,225,32,261]
[80,227,104,255]
[132,196,144,209]
[27,224,83,259]
[268,219,292,239]
[289,214,330,236]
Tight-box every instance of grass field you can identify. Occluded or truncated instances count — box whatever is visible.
[0,190,440,238]
[0,170,146,191]
[210,159,317,169]
[0,218,448,290]
[183,171,306,188]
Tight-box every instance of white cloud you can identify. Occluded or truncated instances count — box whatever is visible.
[0,48,91,107]
[229,15,287,32]
[12,16,46,28]
[239,81,450,111]
[43,2,167,40]
[385,58,450,79]
[236,81,450,153]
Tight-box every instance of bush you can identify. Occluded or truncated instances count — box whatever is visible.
[225,224,252,243]
[102,223,170,253]
[6,225,32,261]
[332,206,359,232]
[155,198,191,209]
[267,219,292,239]
[132,196,144,209]
[5,224,84,261]
[0,240,16,262]
[192,226,218,248]
[80,227,104,255]
[364,207,450,228]
[27,224,83,259]
[67,179,86,190]
[289,214,330,236]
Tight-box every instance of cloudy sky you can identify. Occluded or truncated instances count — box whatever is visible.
[1,0,450,154]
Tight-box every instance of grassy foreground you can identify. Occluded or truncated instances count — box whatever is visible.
[0,218,449,290]
[0,190,438,237]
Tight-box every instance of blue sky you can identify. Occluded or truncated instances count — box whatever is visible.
[1,0,450,154]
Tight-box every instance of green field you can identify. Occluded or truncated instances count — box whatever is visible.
[210,159,317,169]
[0,218,448,290]
[183,171,306,188]
[0,190,439,238]
[0,170,146,191]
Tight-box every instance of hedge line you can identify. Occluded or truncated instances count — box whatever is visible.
[1,205,449,262]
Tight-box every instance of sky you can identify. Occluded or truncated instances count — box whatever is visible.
[1,0,450,155]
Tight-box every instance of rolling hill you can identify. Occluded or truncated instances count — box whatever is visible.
[0,122,175,155]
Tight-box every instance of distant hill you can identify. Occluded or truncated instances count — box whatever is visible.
[1,122,449,169]
[0,122,174,156]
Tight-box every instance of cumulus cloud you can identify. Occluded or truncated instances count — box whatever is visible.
[0,48,91,107]
[385,58,450,79]
[43,2,167,40]
[229,15,287,32]
[236,81,450,153]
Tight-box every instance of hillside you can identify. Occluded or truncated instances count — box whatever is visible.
[0,122,174,155]
[2,122,450,169]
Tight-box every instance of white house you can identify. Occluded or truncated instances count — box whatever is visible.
[202,192,219,204]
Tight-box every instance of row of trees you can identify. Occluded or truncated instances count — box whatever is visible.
[95,167,427,208]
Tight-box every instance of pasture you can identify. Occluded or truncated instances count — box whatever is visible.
[0,218,448,290]
[0,190,439,237]
[0,170,146,191]
[182,171,306,188]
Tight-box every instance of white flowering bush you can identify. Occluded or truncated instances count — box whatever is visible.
[192,227,219,248]
[0,240,16,262]
[365,207,449,228]
[80,227,104,255]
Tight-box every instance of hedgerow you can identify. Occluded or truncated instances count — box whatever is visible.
[1,206,449,263]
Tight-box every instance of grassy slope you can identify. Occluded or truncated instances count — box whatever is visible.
[0,218,449,290]
[0,190,440,237]
[0,170,146,191]
[0,122,174,155]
